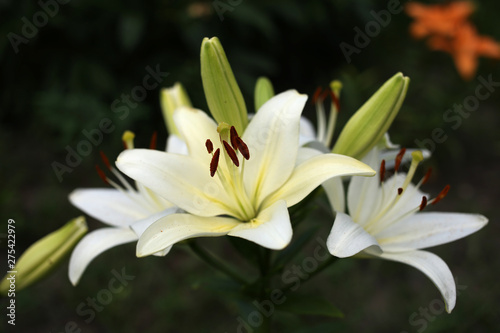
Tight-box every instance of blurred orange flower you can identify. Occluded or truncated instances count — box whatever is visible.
[405,1,500,80]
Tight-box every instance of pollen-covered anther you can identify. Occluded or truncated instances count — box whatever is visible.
[95,165,109,185]
[379,159,386,183]
[149,131,158,150]
[223,141,239,167]
[230,126,239,150]
[236,137,250,160]
[422,168,432,185]
[419,196,428,211]
[210,148,220,177]
[398,187,403,195]
[312,87,323,104]
[206,139,214,154]
[99,151,111,170]
[394,148,406,172]
[432,185,450,205]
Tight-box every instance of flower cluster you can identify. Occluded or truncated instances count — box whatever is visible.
[2,37,487,319]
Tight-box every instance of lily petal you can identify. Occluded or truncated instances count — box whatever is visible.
[116,149,234,217]
[130,207,179,237]
[243,90,307,205]
[68,228,137,285]
[173,107,220,164]
[69,189,150,227]
[166,134,188,155]
[263,153,375,209]
[323,176,345,214]
[377,250,456,313]
[228,200,292,250]
[137,214,240,257]
[299,116,317,146]
[376,212,488,251]
[327,212,381,257]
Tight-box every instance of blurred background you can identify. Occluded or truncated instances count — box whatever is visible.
[1,0,499,332]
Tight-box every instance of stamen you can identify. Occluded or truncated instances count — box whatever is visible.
[432,185,450,205]
[329,89,340,113]
[223,141,239,167]
[419,196,428,211]
[149,131,158,150]
[379,160,386,183]
[398,187,403,195]
[99,151,111,170]
[230,126,239,150]
[394,148,406,172]
[312,87,323,104]
[422,168,432,185]
[236,137,250,160]
[210,148,220,177]
[206,139,214,154]
[320,88,330,101]
[95,165,109,185]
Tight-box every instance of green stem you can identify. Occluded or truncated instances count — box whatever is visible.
[188,240,249,285]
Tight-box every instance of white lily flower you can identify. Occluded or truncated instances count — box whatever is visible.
[326,146,488,312]
[68,131,185,285]
[116,90,375,257]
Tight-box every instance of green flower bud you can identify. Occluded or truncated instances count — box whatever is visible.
[160,82,192,136]
[332,72,409,159]
[0,216,88,294]
[254,77,275,112]
[201,37,248,134]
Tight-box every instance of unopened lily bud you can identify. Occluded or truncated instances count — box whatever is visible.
[332,72,409,159]
[0,216,88,294]
[254,77,275,112]
[201,37,248,134]
[160,82,192,136]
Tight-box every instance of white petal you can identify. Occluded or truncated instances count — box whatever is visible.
[263,153,375,209]
[166,134,188,155]
[242,90,307,205]
[173,107,219,164]
[323,177,345,213]
[116,149,234,217]
[69,189,150,227]
[68,228,137,285]
[228,200,292,250]
[327,212,381,257]
[136,214,240,257]
[376,212,488,251]
[377,250,456,313]
[299,116,317,146]
[130,207,179,237]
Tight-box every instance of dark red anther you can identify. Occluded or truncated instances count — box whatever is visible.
[95,165,109,185]
[205,139,214,154]
[210,148,220,177]
[236,137,250,160]
[320,88,330,101]
[223,140,239,167]
[312,87,323,104]
[149,131,158,150]
[398,187,403,195]
[394,148,406,172]
[419,196,428,211]
[99,151,111,170]
[379,160,386,183]
[230,126,239,150]
[422,168,432,185]
[329,89,341,112]
[432,185,450,205]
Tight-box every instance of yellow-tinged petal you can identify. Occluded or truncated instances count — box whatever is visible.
[263,153,375,209]
[160,82,192,136]
[137,214,240,257]
[254,77,275,112]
